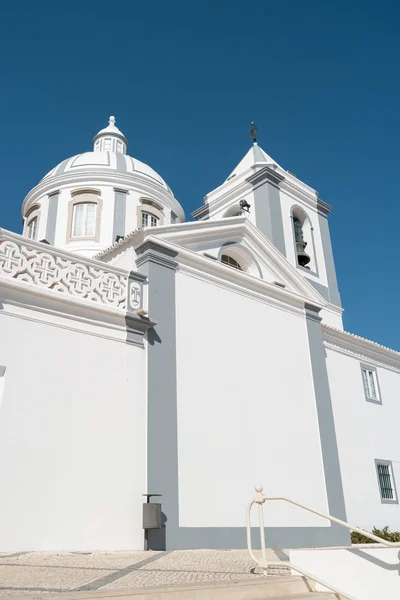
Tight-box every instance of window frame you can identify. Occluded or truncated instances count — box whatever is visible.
[375,459,398,504]
[67,191,102,242]
[27,216,38,240]
[141,211,159,228]
[71,202,97,238]
[24,204,41,240]
[137,199,164,229]
[360,363,382,404]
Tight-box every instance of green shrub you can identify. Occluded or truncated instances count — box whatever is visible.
[351,526,400,544]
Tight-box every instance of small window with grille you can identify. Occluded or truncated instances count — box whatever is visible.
[361,365,381,403]
[221,254,243,271]
[376,461,397,503]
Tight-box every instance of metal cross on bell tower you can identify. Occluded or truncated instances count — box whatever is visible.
[249,121,258,143]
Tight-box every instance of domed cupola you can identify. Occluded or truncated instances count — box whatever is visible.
[21,117,185,258]
[92,116,128,154]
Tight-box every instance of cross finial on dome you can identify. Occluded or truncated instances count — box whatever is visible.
[109,116,116,126]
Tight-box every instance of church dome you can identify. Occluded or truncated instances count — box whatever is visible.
[21,117,185,258]
[40,116,174,194]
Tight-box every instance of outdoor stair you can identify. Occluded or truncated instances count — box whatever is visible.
[58,575,345,599]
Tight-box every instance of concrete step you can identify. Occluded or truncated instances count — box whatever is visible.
[2,576,343,600]
[265,596,340,599]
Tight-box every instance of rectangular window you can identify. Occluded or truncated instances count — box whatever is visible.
[141,212,158,228]
[376,461,397,503]
[103,138,112,151]
[27,218,38,240]
[361,366,380,402]
[72,203,97,238]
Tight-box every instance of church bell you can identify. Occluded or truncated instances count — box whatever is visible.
[296,241,311,268]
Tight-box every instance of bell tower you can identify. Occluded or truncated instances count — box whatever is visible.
[192,127,342,313]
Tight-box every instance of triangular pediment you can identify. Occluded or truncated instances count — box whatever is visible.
[118,217,327,309]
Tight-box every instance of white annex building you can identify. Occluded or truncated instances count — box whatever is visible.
[0,117,399,552]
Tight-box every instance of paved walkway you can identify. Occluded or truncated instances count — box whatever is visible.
[0,550,289,596]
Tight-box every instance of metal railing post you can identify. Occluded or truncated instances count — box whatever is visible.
[246,484,400,600]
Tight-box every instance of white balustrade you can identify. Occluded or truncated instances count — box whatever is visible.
[0,233,128,310]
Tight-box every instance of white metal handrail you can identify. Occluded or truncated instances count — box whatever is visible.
[246,484,400,600]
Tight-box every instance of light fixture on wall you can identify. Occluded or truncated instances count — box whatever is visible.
[239,199,251,213]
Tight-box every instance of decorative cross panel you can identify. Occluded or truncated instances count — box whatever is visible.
[0,241,27,276]
[27,253,60,288]
[96,273,126,307]
[64,264,94,297]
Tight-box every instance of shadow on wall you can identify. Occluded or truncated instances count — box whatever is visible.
[349,548,400,574]
[148,328,161,346]
[148,512,167,550]
[146,325,164,550]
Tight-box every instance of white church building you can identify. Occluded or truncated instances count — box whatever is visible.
[0,118,399,552]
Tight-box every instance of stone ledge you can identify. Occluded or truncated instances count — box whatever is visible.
[0,576,316,600]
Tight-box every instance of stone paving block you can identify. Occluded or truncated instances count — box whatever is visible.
[0,549,288,596]
[0,565,114,593]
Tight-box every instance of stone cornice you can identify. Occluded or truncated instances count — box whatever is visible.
[246,165,285,187]
[0,229,154,343]
[95,217,251,260]
[135,240,179,270]
[323,325,400,371]
[317,199,333,216]
[191,179,251,221]
[137,232,324,313]
[0,287,155,347]
[98,217,327,309]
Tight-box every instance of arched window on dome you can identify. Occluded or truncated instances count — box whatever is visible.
[67,190,102,242]
[72,203,97,237]
[141,212,158,228]
[23,204,41,240]
[137,198,164,229]
[27,217,38,240]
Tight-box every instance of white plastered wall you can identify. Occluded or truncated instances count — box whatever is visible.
[326,347,400,530]
[175,271,330,529]
[0,306,146,551]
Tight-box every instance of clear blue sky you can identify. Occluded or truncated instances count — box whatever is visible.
[1,0,399,348]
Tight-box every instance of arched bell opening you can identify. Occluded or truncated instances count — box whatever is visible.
[291,206,317,273]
